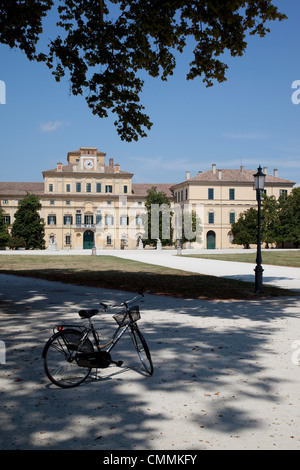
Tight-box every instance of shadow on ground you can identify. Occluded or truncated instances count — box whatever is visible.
[0,273,299,450]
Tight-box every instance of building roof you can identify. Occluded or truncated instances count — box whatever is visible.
[172,167,295,187]
[0,182,44,196]
[132,183,174,198]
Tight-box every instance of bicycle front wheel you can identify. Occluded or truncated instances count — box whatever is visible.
[129,325,154,375]
[42,329,94,388]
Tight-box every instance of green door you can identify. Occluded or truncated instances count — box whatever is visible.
[83,230,94,249]
[207,231,216,249]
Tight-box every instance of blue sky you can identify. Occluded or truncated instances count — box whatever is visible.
[1,0,300,186]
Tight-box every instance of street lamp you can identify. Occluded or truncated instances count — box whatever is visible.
[253,165,266,294]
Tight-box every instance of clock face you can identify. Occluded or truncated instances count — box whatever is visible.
[84,159,94,169]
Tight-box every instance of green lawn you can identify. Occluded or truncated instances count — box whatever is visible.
[182,250,300,268]
[0,254,297,300]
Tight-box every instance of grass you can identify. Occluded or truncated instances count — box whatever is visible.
[0,254,297,300]
[182,250,300,268]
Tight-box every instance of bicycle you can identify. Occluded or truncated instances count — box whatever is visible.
[42,288,154,388]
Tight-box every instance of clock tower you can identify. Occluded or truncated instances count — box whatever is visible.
[81,156,96,171]
[67,146,106,168]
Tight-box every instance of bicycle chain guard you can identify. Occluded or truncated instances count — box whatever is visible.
[76,351,112,369]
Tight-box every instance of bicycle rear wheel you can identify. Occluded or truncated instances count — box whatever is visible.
[129,325,154,375]
[42,329,94,388]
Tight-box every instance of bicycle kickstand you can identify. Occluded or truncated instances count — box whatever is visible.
[111,359,123,367]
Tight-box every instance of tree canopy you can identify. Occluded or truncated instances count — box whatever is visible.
[231,207,258,249]
[143,186,173,247]
[231,188,300,248]
[0,206,10,248]
[0,0,286,141]
[11,193,45,249]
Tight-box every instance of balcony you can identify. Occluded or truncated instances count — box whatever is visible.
[73,224,98,230]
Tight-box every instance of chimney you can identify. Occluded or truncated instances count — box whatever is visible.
[186,171,190,180]
[115,163,120,173]
[109,158,114,168]
[263,167,268,175]
[212,163,216,174]
[273,168,278,177]
[57,162,63,171]
[218,170,222,180]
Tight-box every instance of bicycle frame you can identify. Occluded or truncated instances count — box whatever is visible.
[54,292,145,357]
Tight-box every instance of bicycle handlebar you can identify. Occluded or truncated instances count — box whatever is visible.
[100,288,149,312]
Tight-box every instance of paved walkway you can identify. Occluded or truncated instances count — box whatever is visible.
[0,273,300,450]
[108,249,300,293]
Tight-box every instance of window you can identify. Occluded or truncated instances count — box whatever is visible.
[3,215,10,225]
[280,189,288,197]
[96,183,102,193]
[105,185,113,193]
[105,215,114,225]
[208,212,214,224]
[76,214,82,225]
[96,214,102,225]
[124,185,128,194]
[63,215,73,225]
[48,215,56,225]
[208,188,214,200]
[84,215,94,225]
[2,200,8,204]
[120,215,129,226]
[66,184,70,193]
[106,235,112,245]
[49,184,53,192]
[86,183,91,193]
[76,182,81,193]
[50,200,55,205]
[229,212,235,224]
[66,200,70,205]
[136,215,143,226]
[121,234,127,246]
[65,235,71,246]
[229,188,235,200]
[185,188,188,200]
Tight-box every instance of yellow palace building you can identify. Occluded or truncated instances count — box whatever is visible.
[0,147,295,250]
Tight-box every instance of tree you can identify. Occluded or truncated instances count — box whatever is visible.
[261,194,280,247]
[0,1,286,141]
[11,193,45,249]
[231,207,258,248]
[277,187,300,247]
[178,209,202,246]
[143,186,173,247]
[0,207,10,248]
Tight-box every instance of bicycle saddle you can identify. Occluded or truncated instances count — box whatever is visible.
[78,309,99,319]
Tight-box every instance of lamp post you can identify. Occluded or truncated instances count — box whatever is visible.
[253,166,266,294]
